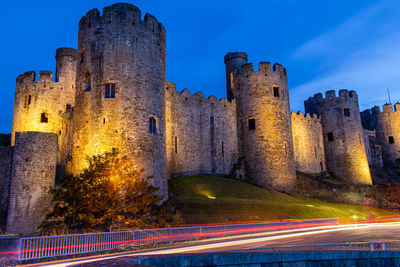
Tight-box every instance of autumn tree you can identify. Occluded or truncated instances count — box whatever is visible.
[40,151,181,234]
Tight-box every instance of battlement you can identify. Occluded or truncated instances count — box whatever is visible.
[56,47,77,58]
[365,103,400,115]
[291,111,320,122]
[306,89,358,104]
[166,82,233,107]
[236,62,287,78]
[15,70,61,95]
[79,3,165,36]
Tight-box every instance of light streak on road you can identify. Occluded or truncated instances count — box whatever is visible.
[25,222,400,267]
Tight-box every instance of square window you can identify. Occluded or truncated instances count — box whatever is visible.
[344,108,350,117]
[248,118,256,131]
[41,113,48,123]
[105,83,115,98]
[327,132,334,141]
[273,86,280,97]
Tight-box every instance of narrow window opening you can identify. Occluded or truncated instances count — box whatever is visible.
[149,117,157,134]
[58,130,61,135]
[103,118,106,124]
[314,146,317,158]
[174,136,178,154]
[344,108,350,117]
[222,141,225,158]
[43,80,47,87]
[80,53,84,64]
[327,132,334,141]
[389,136,395,144]
[105,83,116,98]
[84,77,91,92]
[320,162,323,171]
[248,118,256,131]
[273,86,280,97]
[24,95,31,108]
[40,113,48,123]
[66,104,72,111]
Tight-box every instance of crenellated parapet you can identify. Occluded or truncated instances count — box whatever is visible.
[234,62,287,81]
[305,90,359,116]
[166,82,235,111]
[291,111,321,123]
[78,3,165,45]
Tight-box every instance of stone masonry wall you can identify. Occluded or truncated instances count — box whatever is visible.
[291,112,326,174]
[6,132,58,234]
[305,90,372,185]
[71,3,167,197]
[166,83,238,177]
[231,61,297,192]
[0,147,13,215]
[371,104,400,166]
[363,129,383,167]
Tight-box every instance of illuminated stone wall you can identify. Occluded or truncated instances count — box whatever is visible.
[165,82,238,177]
[71,3,167,197]
[365,104,400,166]
[11,48,76,173]
[230,59,297,192]
[363,129,383,167]
[0,146,13,214]
[6,132,57,234]
[305,90,372,185]
[291,112,326,174]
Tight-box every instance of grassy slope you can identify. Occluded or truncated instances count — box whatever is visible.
[169,176,399,224]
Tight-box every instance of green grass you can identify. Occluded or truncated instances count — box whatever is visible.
[169,176,399,224]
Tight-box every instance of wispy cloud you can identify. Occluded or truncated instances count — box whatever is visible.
[290,1,400,112]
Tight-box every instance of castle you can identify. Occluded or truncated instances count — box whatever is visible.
[0,3,395,234]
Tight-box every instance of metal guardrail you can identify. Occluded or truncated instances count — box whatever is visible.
[18,218,337,261]
[223,241,400,253]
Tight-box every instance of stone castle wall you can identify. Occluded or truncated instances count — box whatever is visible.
[71,3,167,196]
[231,61,297,192]
[11,47,76,172]
[305,90,372,185]
[365,104,400,166]
[6,132,58,234]
[166,83,238,177]
[363,129,383,167]
[0,147,13,215]
[291,112,325,174]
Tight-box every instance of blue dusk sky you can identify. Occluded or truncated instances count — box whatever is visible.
[0,0,399,133]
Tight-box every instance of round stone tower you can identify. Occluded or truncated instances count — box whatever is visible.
[304,90,372,185]
[228,58,296,192]
[71,3,167,197]
[11,48,76,171]
[372,103,400,166]
[224,52,248,101]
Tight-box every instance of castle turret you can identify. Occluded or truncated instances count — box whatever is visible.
[56,47,77,107]
[367,104,400,166]
[229,58,296,192]
[71,3,167,196]
[305,90,372,185]
[11,48,76,172]
[224,52,248,102]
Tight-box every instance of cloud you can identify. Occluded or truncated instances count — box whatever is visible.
[290,1,400,112]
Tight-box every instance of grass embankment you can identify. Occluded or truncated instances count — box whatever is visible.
[169,176,398,224]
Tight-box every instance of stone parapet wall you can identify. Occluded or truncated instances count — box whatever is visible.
[166,83,238,177]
